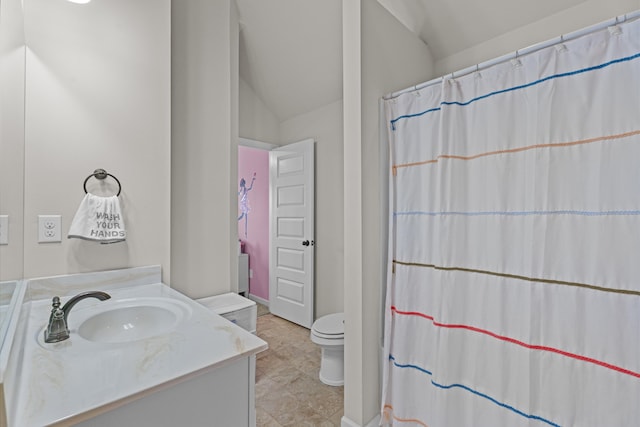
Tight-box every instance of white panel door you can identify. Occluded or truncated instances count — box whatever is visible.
[269,139,314,328]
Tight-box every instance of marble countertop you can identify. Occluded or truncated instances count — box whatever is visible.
[11,281,267,427]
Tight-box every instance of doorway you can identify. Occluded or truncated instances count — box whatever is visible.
[238,138,315,328]
[238,138,276,307]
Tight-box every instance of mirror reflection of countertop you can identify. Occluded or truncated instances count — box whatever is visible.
[9,274,267,427]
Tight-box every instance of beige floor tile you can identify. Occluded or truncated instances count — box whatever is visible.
[256,303,270,317]
[266,365,305,387]
[270,317,297,329]
[294,360,320,381]
[256,350,290,372]
[260,391,303,422]
[303,387,344,418]
[286,374,321,401]
[328,409,344,426]
[273,400,325,427]
[256,313,343,426]
[256,375,285,400]
[292,339,320,355]
[270,343,301,361]
[260,327,286,341]
[287,411,335,427]
[256,406,283,427]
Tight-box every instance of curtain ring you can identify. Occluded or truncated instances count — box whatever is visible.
[511,50,522,67]
[447,72,454,84]
[556,35,568,52]
[474,64,482,79]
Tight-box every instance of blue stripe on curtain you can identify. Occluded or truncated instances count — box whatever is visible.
[390,51,640,130]
[389,356,561,427]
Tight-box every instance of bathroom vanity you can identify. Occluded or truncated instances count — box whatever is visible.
[2,266,267,427]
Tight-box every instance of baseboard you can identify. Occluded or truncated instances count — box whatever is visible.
[247,293,268,307]
[341,414,381,427]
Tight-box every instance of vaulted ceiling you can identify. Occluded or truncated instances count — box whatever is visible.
[235,0,618,123]
[375,0,586,60]
[236,0,343,122]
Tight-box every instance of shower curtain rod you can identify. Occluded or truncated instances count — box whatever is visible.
[383,9,640,100]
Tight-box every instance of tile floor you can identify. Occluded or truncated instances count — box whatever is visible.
[255,309,344,426]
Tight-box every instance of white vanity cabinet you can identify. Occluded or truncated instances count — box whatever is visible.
[7,267,267,427]
[76,357,254,427]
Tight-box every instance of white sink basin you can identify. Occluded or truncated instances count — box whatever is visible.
[76,297,192,344]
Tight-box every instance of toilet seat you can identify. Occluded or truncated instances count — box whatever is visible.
[312,330,343,340]
[311,313,344,339]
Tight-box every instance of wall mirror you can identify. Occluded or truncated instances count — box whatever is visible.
[0,0,26,351]
[0,0,170,356]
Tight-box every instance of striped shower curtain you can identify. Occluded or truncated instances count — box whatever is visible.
[382,17,640,427]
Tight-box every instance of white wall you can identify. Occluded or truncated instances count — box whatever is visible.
[21,0,171,280]
[342,2,363,422]
[171,0,239,299]
[0,0,25,281]
[280,99,344,318]
[239,77,280,144]
[435,0,640,76]
[230,3,240,299]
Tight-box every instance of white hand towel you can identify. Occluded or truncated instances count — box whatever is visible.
[68,193,126,243]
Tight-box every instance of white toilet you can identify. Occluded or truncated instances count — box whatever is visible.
[310,312,344,386]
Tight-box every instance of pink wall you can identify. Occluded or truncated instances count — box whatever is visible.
[238,146,270,301]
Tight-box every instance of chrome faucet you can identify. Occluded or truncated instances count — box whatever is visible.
[44,291,111,343]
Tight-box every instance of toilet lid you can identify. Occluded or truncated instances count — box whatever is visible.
[313,313,344,336]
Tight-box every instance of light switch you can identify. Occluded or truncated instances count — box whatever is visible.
[0,215,8,245]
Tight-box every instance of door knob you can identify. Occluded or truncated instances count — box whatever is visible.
[302,240,314,246]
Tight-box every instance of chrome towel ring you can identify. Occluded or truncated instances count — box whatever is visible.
[83,168,122,196]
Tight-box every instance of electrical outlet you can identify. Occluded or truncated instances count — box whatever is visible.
[0,215,8,245]
[38,215,62,243]
[249,269,253,279]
